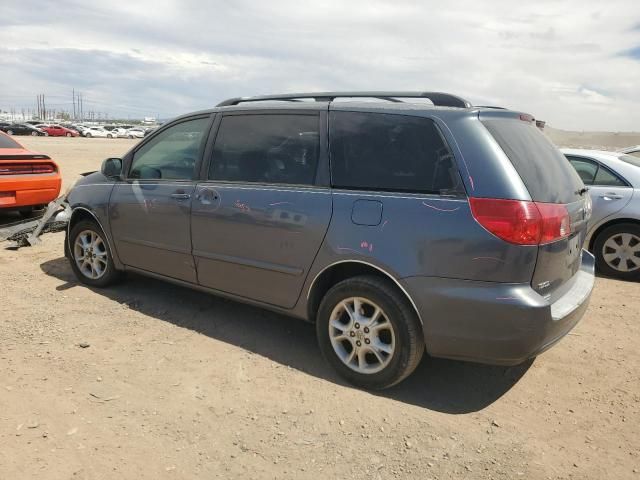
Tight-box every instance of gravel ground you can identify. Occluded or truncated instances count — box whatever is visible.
[0,136,639,479]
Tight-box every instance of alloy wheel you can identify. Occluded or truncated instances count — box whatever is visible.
[328,297,396,374]
[74,230,108,279]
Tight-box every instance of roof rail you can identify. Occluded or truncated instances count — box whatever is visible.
[216,91,473,108]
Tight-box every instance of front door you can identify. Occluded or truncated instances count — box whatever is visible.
[109,116,211,282]
[191,111,332,308]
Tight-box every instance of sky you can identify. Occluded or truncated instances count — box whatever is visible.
[0,0,639,131]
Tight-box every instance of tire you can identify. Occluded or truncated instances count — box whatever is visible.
[68,219,122,287]
[7,130,13,135]
[316,275,424,390]
[66,132,72,137]
[107,134,113,138]
[85,133,92,138]
[128,135,134,139]
[593,223,640,281]
[43,132,48,136]
[31,131,38,136]
[18,207,34,218]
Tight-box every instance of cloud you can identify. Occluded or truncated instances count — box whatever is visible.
[0,0,639,130]
[623,46,640,60]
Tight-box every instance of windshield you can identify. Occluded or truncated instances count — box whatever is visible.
[618,154,640,168]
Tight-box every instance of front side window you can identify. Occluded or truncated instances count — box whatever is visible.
[209,114,320,185]
[129,117,209,180]
[329,111,462,194]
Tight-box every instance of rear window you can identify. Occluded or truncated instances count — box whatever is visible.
[0,135,21,149]
[618,153,640,168]
[481,118,585,203]
[329,111,463,194]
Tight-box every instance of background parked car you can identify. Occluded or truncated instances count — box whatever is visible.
[39,124,79,137]
[0,131,61,217]
[0,123,47,136]
[124,127,145,139]
[112,128,129,138]
[563,148,640,280]
[83,126,115,138]
[621,146,640,159]
[60,124,83,135]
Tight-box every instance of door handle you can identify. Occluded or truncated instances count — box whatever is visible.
[170,193,191,200]
[600,193,623,200]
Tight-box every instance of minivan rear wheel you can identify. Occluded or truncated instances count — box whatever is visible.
[69,219,122,287]
[593,223,640,280]
[316,276,424,390]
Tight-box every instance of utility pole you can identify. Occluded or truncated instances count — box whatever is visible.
[72,89,76,120]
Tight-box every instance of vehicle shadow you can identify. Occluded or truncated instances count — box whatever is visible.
[0,211,25,227]
[40,256,532,414]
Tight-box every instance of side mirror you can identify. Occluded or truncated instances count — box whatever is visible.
[101,157,123,178]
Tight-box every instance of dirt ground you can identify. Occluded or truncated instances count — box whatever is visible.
[1,136,639,479]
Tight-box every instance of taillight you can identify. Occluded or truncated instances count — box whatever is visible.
[470,198,571,245]
[0,163,57,175]
[32,164,56,174]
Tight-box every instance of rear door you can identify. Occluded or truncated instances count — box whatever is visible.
[192,110,332,308]
[109,115,211,282]
[566,155,633,228]
[480,114,589,299]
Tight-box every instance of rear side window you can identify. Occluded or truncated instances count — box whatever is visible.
[619,153,640,166]
[209,114,319,185]
[329,112,462,194]
[0,135,21,148]
[482,118,584,203]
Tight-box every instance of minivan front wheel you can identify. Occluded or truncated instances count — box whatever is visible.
[69,220,121,287]
[316,276,424,390]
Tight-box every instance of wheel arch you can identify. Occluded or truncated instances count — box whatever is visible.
[66,207,118,266]
[306,260,423,327]
[588,217,640,251]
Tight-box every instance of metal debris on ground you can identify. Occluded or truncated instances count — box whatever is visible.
[0,196,70,249]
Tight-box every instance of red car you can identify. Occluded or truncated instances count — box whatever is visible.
[39,124,79,137]
[0,132,62,216]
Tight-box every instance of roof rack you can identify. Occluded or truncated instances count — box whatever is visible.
[216,91,473,108]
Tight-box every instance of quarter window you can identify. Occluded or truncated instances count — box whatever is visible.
[329,111,462,194]
[209,114,320,185]
[594,165,626,187]
[129,117,209,180]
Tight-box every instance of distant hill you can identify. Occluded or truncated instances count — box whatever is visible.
[544,126,640,151]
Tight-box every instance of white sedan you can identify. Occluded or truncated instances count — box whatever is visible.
[84,127,116,138]
[124,128,146,139]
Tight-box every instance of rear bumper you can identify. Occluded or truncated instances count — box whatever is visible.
[0,175,62,209]
[402,250,595,366]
